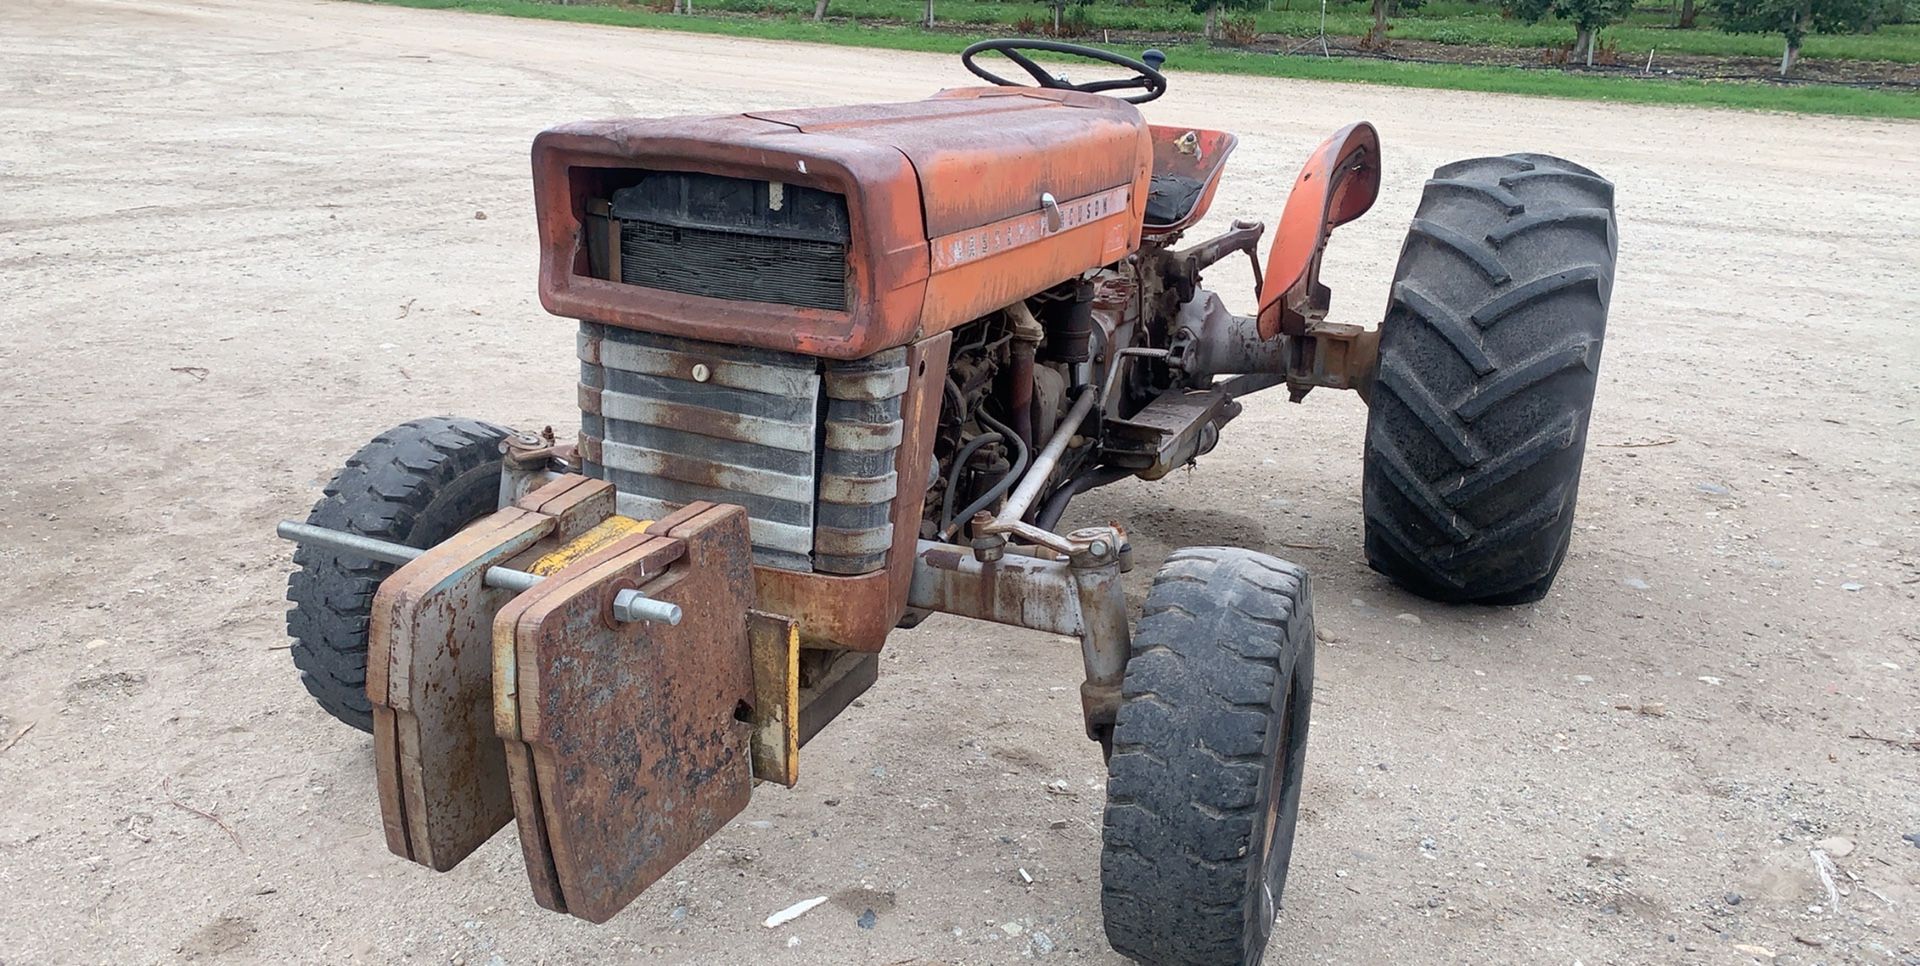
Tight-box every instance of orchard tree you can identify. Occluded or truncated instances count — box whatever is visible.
[1045,0,1091,32]
[1366,0,1425,47]
[1713,0,1874,74]
[1503,0,1638,64]
[1194,0,1259,41]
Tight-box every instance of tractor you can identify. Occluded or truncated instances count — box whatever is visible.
[277,39,1616,966]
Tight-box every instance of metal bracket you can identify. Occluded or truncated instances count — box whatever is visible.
[747,611,801,787]
[499,427,569,509]
[1284,320,1379,403]
[908,534,1130,738]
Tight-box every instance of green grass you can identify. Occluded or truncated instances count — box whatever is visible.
[597,0,1920,62]
[383,0,1920,62]
[359,0,1920,118]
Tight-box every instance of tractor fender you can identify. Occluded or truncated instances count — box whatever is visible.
[1256,122,1382,339]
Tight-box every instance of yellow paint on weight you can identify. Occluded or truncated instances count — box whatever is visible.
[527,515,651,576]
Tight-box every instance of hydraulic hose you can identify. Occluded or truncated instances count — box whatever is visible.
[939,431,1004,534]
[1033,464,1133,532]
[944,408,1029,539]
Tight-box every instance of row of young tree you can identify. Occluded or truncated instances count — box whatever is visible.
[758,0,1889,78]
[1496,0,1878,74]
[1338,0,1880,74]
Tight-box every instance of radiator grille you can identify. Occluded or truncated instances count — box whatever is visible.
[605,171,850,312]
[580,325,821,571]
[618,223,847,311]
[814,347,907,574]
[578,325,909,575]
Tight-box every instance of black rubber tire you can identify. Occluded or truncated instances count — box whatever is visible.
[285,417,511,731]
[1363,153,1617,605]
[1100,548,1315,966]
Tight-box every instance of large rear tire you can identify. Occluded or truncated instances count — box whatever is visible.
[1363,153,1616,605]
[1100,548,1315,966]
[285,416,511,731]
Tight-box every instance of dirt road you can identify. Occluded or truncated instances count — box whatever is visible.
[2,0,1917,962]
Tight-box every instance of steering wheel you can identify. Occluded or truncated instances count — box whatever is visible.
[961,39,1167,104]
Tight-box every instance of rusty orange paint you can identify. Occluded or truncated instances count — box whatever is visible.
[1257,122,1383,338]
[369,507,550,870]
[930,184,1132,272]
[496,502,757,923]
[742,332,951,651]
[367,476,620,874]
[533,89,1149,360]
[533,114,925,361]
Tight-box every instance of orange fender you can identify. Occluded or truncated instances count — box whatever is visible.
[1256,122,1382,339]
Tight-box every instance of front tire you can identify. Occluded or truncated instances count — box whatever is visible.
[1363,153,1617,605]
[1100,548,1315,966]
[285,416,511,731]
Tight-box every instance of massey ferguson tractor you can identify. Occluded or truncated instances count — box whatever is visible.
[277,40,1616,966]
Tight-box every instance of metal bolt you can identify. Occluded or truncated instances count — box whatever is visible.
[690,363,711,383]
[281,520,680,623]
[612,588,683,626]
[1068,528,1112,551]
[277,520,541,592]
[1067,527,1121,569]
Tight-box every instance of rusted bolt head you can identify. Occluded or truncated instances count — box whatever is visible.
[1067,527,1119,565]
[971,531,1006,563]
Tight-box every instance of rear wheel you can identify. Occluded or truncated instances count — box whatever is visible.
[285,416,510,731]
[1100,548,1315,966]
[1363,153,1617,605]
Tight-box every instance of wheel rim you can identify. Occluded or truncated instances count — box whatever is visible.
[1260,701,1295,885]
[1248,666,1308,959]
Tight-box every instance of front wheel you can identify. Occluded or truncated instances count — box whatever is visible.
[1363,153,1617,604]
[285,416,511,731]
[1100,548,1315,966]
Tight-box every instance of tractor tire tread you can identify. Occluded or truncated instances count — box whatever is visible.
[284,416,510,731]
[1364,153,1616,604]
[1101,548,1314,966]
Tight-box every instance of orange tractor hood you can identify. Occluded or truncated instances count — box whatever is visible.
[533,89,1151,359]
[749,88,1149,237]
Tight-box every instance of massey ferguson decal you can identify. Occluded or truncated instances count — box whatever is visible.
[932,185,1133,270]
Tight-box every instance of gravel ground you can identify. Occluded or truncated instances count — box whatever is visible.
[1,0,1917,963]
